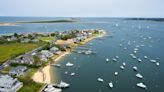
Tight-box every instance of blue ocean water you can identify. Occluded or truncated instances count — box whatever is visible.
[0,17,164,92]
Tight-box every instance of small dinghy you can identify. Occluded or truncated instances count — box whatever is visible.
[133,66,138,71]
[156,62,160,66]
[97,78,104,82]
[114,72,118,76]
[106,58,109,62]
[108,81,114,88]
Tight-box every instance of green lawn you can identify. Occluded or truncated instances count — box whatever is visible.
[38,37,55,42]
[0,43,40,64]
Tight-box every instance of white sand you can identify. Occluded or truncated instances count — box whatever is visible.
[32,65,51,84]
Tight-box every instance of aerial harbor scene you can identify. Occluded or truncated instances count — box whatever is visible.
[0,0,164,92]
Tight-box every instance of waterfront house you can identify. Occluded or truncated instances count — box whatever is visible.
[50,46,61,54]
[9,66,28,76]
[21,54,35,64]
[40,50,54,58]
[38,54,48,61]
[0,75,23,92]
[38,50,54,61]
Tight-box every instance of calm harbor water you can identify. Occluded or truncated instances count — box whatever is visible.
[0,17,164,92]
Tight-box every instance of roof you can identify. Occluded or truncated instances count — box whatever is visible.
[0,75,18,87]
[50,47,59,51]
[10,66,27,73]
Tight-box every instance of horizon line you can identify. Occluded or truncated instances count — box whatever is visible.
[0,15,164,18]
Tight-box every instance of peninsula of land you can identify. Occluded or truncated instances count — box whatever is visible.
[0,29,106,92]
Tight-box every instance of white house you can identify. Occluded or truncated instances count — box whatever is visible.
[40,50,54,58]
[39,50,54,61]
[50,46,61,54]
[21,54,35,65]
[0,75,23,92]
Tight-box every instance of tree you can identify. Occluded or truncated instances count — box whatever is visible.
[14,33,19,38]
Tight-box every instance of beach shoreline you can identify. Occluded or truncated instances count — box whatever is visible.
[32,31,106,84]
[0,22,17,26]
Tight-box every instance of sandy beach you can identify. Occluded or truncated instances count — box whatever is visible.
[32,51,70,84]
[53,51,70,62]
[32,65,51,84]
[0,22,17,26]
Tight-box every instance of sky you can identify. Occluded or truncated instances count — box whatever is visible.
[0,0,164,18]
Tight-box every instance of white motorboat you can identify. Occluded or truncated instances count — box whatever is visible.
[138,58,142,62]
[123,62,126,66]
[64,71,68,74]
[136,82,147,89]
[134,48,139,51]
[44,86,62,92]
[114,72,118,76]
[113,58,117,62]
[51,64,61,67]
[108,81,113,88]
[124,47,127,50]
[133,50,137,54]
[54,81,70,88]
[97,78,104,82]
[120,65,125,70]
[70,73,75,76]
[132,55,137,59]
[66,62,74,67]
[106,58,109,62]
[133,66,138,71]
[116,56,119,59]
[144,56,148,59]
[136,73,143,79]
[156,62,160,66]
[150,59,157,63]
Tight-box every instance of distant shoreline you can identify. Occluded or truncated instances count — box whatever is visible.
[0,22,17,26]
[0,19,78,26]
[16,19,79,23]
[124,18,164,22]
